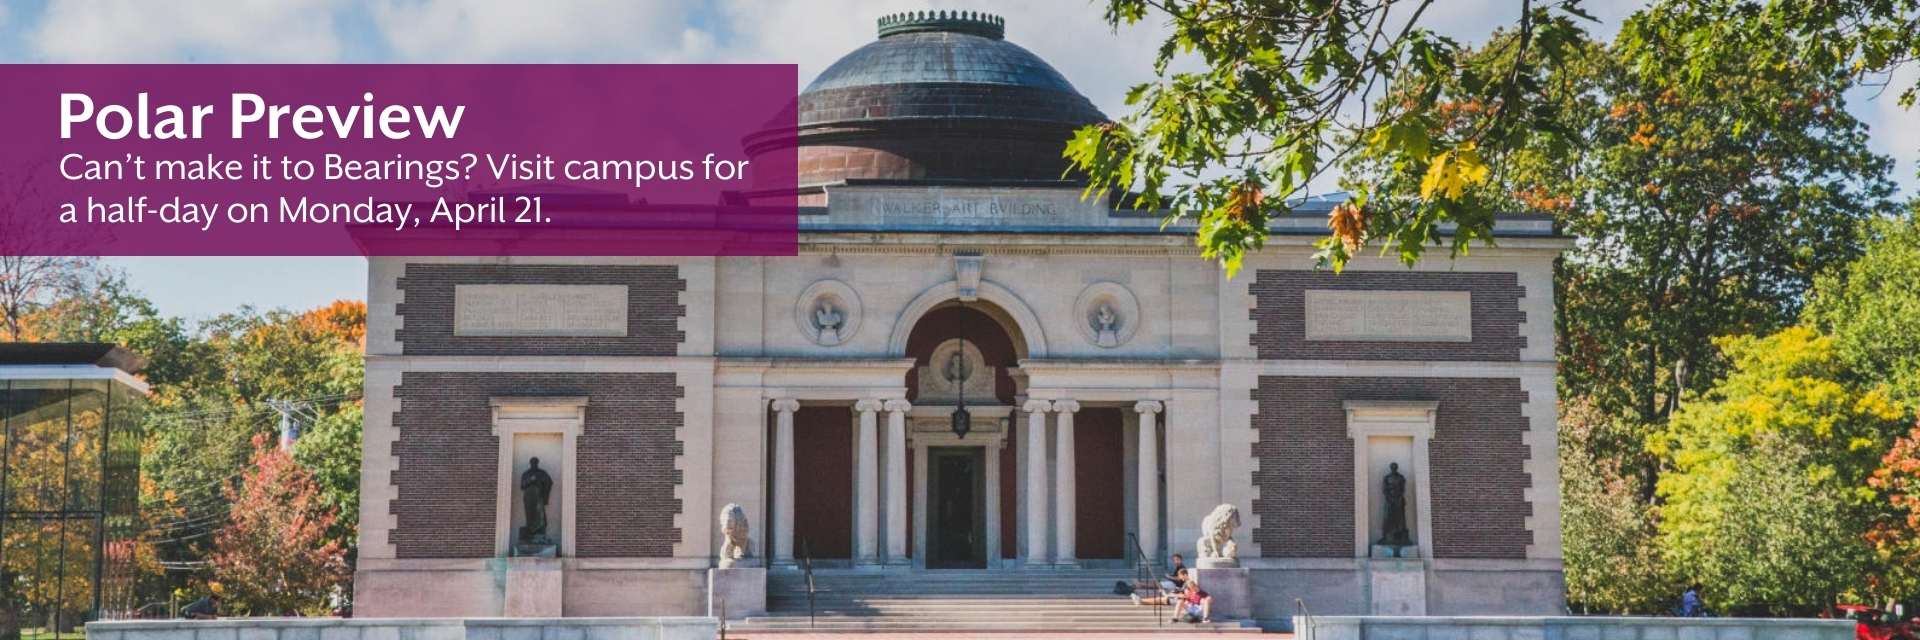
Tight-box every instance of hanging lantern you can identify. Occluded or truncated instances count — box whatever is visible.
[950,404,971,439]
[950,302,972,439]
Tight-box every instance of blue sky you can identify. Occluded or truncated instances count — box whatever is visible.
[3,0,1913,321]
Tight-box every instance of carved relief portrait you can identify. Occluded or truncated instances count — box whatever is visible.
[1072,282,1141,348]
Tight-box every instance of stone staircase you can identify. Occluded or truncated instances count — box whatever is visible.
[725,568,1262,633]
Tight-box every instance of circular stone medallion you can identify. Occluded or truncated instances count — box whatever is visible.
[795,280,863,346]
[1073,282,1141,348]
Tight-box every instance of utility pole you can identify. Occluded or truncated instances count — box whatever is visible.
[266,399,301,450]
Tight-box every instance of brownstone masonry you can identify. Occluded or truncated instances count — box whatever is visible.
[1251,270,1527,362]
[394,264,686,356]
[388,371,685,559]
[1251,376,1533,560]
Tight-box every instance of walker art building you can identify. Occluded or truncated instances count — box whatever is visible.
[353,11,1569,628]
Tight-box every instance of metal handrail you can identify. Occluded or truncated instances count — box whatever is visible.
[1127,532,1164,627]
[1296,597,1315,640]
[800,538,816,629]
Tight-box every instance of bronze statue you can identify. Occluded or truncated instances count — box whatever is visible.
[520,457,554,545]
[1377,462,1413,550]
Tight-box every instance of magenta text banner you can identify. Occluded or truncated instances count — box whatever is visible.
[0,64,800,256]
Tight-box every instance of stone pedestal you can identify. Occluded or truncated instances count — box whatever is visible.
[1369,544,1418,559]
[708,567,766,620]
[1365,558,1427,615]
[502,557,563,617]
[1191,566,1251,621]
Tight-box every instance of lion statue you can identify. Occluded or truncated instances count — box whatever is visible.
[718,503,754,568]
[1196,503,1241,565]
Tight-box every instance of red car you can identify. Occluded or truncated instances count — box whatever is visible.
[1834,604,1918,640]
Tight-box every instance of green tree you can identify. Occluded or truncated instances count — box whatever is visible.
[1651,327,1911,613]
[292,403,362,547]
[1068,0,1920,273]
[1554,30,1892,444]
[1560,400,1668,613]
[1066,0,1593,274]
[1806,210,1920,405]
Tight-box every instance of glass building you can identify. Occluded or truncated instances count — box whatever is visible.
[0,344,146,636]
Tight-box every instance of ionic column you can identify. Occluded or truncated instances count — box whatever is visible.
[771,398,801,565]
[1022,398,1053,563]
[1053,399,1080,565]
[883,398,912,565]
[1135,400,1164,562]
[854,399,883,566]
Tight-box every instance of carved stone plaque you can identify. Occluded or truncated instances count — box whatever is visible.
[1303,290,1472,342]
[454,284,629,337]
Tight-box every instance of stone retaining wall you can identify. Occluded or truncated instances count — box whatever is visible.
[88,617,718,640]
[1294,616,1853,640]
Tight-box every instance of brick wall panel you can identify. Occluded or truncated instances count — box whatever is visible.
[390,372,685,559]
[1252,376,1531,560]
[395,264,685,356]
[1250,270,1525,361]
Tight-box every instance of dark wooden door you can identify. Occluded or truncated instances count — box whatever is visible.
[1075,407,1126,559]
[927,447,986,568]
[793,406,853,559]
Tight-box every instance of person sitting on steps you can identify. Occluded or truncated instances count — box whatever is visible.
[1132,566,1190,606]
[1175,574,1212,623]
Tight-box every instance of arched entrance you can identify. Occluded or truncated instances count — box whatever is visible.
[902,302,1022,568]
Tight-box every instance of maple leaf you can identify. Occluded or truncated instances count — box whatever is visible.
[1328,202,1367,253]
[1420,142,1489,200]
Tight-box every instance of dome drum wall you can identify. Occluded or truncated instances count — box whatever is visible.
[763,11,1109,187]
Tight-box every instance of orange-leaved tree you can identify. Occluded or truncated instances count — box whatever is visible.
[1869,421,1920,599]
[208,434,349,616]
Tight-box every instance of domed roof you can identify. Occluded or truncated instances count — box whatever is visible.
[798,11,1105,127]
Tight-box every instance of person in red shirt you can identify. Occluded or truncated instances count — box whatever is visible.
[1175,576,1212,623]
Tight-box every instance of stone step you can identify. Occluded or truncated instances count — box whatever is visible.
[771,587,1134,595]
[727,620,1260,633]
[770,597,1162,607]
[761,610,1171,619]
[764,603,1167,615]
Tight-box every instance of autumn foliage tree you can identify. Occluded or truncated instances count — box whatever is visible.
[1869,423,1920,601]
[208,434,349,616]
[1651,327,1911,613]
[1068,1,1918,274]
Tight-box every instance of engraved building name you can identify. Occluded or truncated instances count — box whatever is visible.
[454,284,630,337]
[1303,290,1473,342]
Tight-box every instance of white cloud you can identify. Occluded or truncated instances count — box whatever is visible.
[1865,65,1920,193]
[368,0,710,62]
[31,0,344,62]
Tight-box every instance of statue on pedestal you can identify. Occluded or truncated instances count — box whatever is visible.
[1376,462,1414,554]
[718,503,758,568]
[1196,503,1241,567]
[518,457,555,549]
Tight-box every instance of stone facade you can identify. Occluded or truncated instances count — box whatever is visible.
[355,10,1571,623]
[355,186,1570,619]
